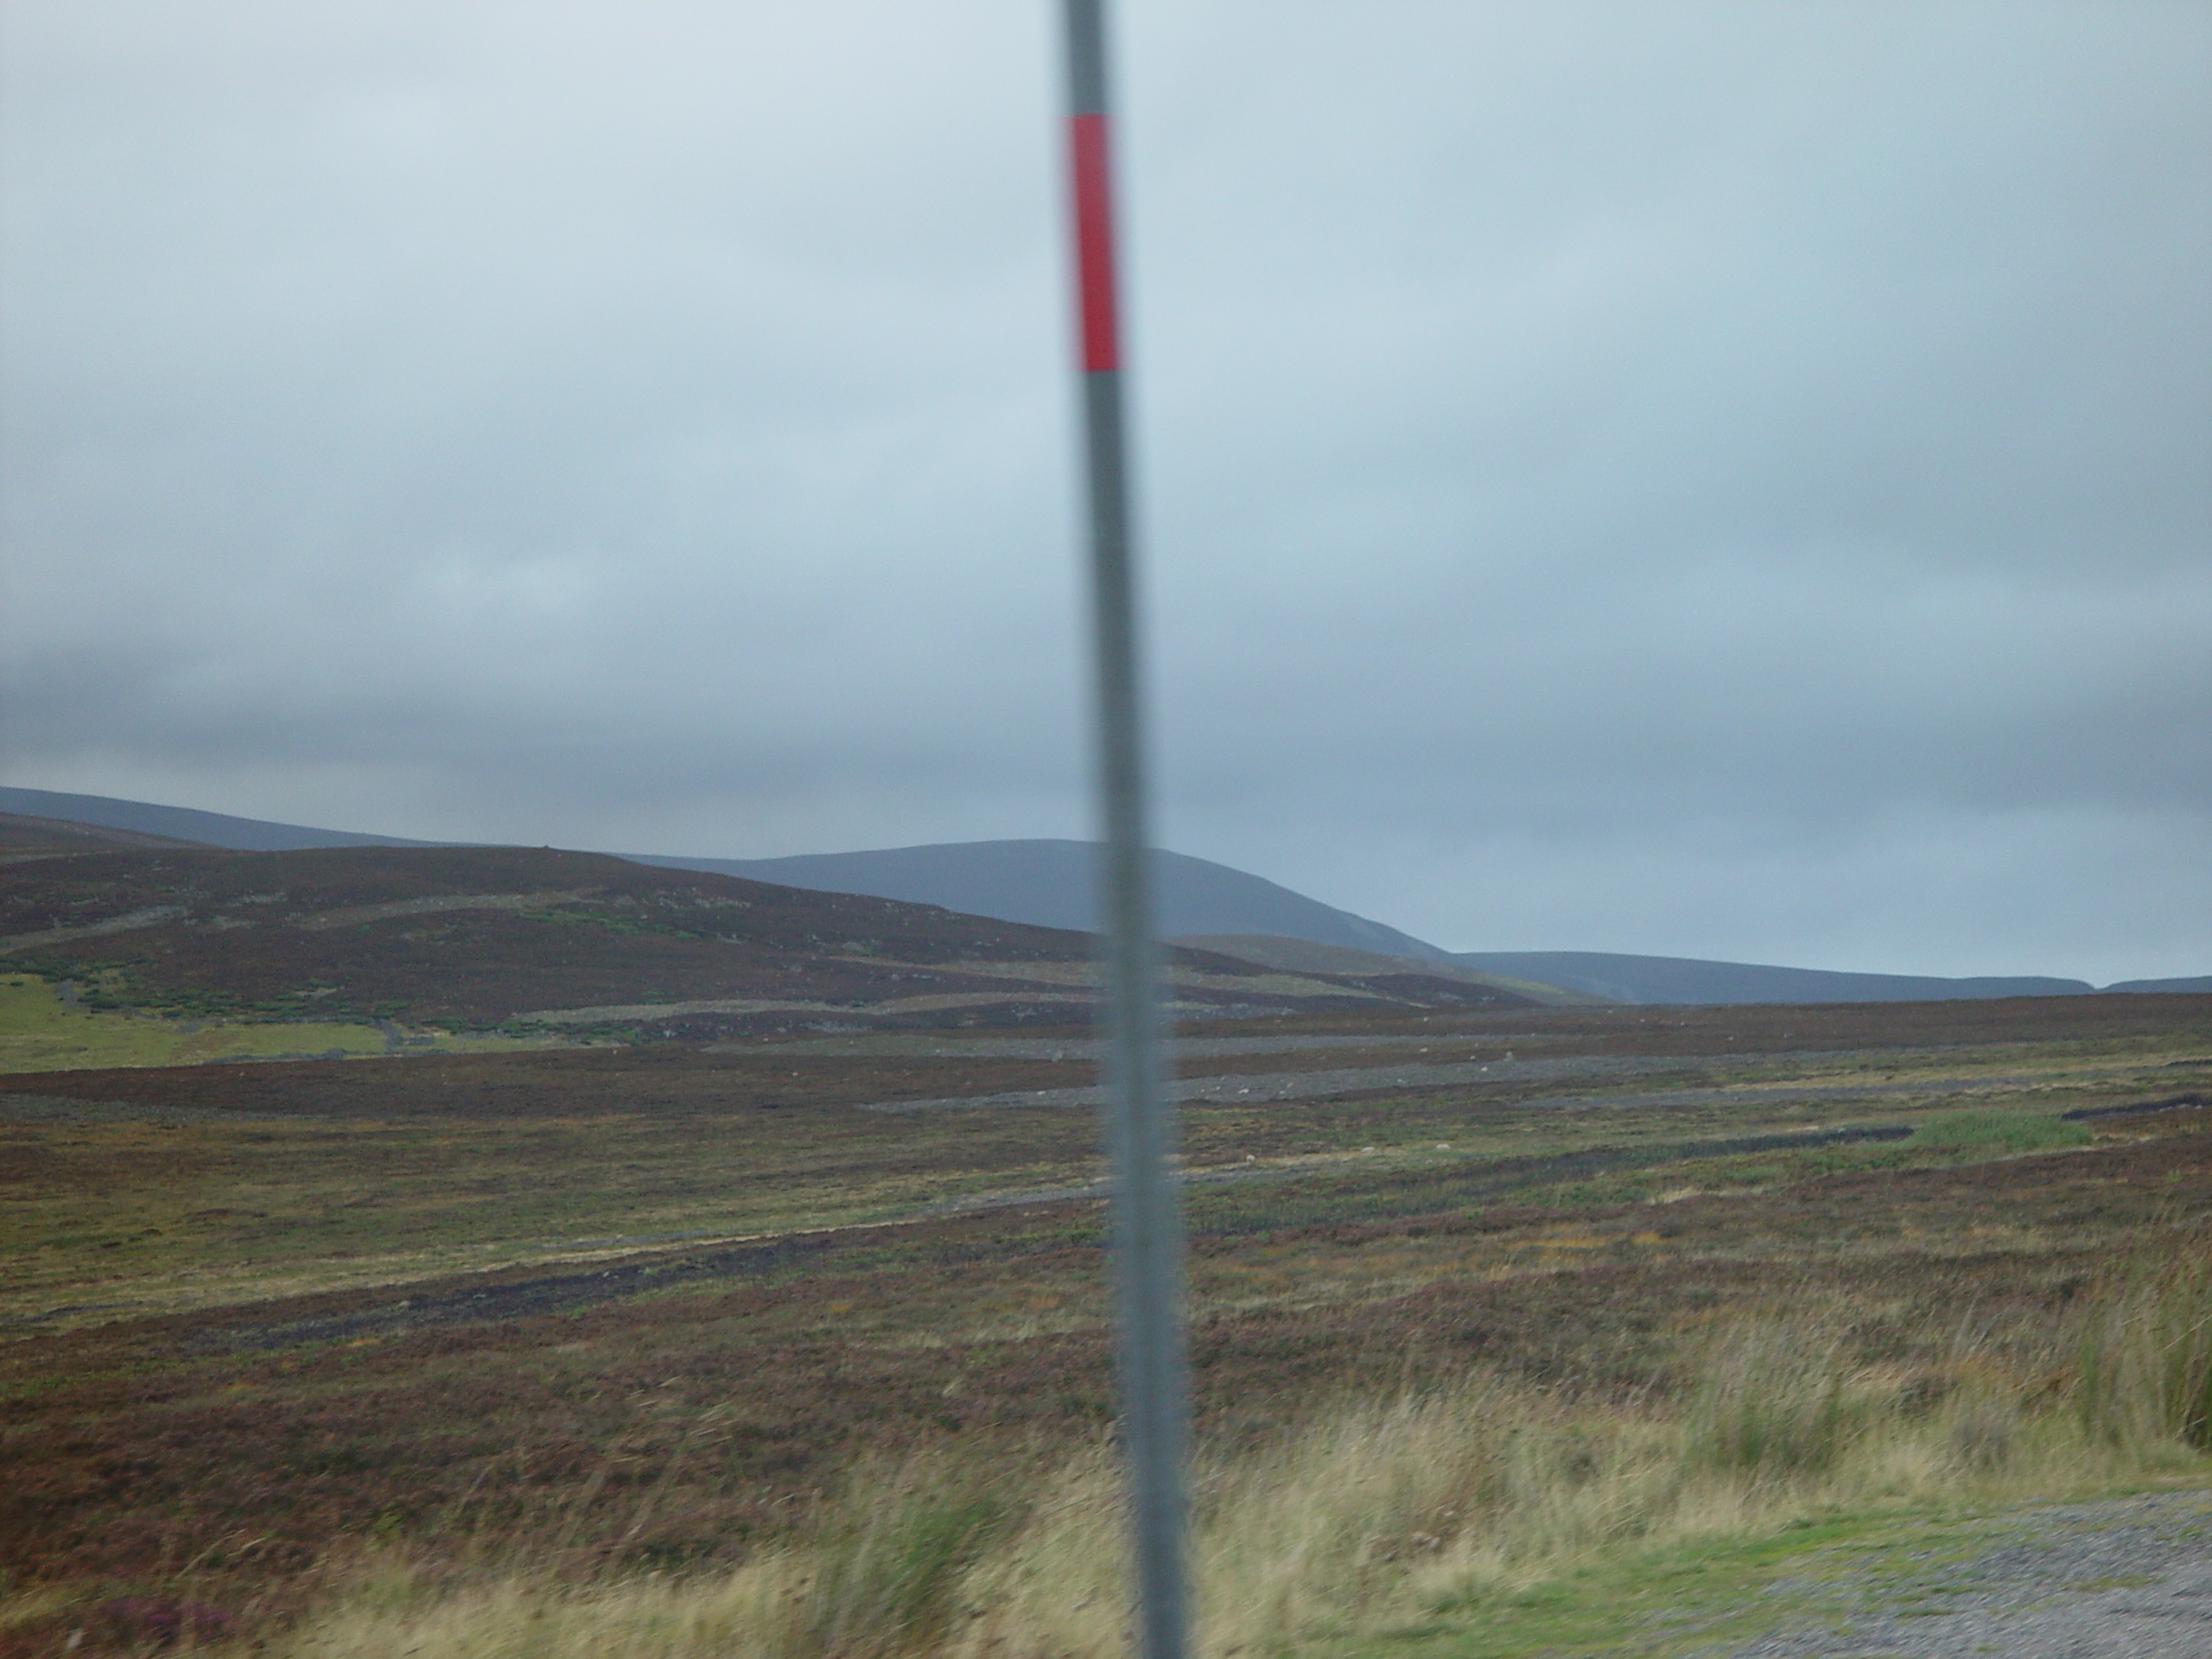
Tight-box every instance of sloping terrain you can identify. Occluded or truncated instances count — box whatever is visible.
[9,790,2198,1003]
[0,787,441,852]
[639,836,1455,961]
[0,812,207,865]
[0,791,1454,963]
[1173,931,1608,1006]
[0,844,1533,1042]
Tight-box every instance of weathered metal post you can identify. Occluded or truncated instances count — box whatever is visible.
[1058,3,1192,1656]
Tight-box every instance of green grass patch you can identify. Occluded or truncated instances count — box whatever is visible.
[1910,1108,2093,1155]
[0,974,544,1072]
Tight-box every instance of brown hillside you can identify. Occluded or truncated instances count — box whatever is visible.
[1172,931,1609,1006]
[0,810,208,864]
[0,844,1523,1034]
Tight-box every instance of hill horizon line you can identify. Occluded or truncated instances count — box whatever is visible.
[3,785,2203,1005]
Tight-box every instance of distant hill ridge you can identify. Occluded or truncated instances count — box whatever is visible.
[1446,950,2094,1006]
[0,788,444,852]
[632,839,1452,965]
[0,810,207,859]
[3,787,2201,1005]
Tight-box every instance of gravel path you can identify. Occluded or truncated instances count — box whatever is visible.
[1693,1491,2212,1658]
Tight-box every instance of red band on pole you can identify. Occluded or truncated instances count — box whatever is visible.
[1070,112,1119,372]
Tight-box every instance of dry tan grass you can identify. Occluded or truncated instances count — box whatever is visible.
[2073,1224,2212,1455]
[276,1565,807,1659]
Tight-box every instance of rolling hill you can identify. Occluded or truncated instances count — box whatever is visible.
[632,838,1453,962]
[3,788,2194,1005]
[0,790,1449,960]
[0,786,442,851]
[0,842,1535,1041]
[0,809,207,862]
[1170,932,1608,1007]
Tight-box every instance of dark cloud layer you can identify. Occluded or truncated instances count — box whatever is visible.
[3,2,2205,980]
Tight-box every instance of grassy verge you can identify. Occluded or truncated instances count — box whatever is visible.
[1357,1486,2212,1658]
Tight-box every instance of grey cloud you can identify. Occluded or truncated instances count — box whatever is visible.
[3,1,2205,980]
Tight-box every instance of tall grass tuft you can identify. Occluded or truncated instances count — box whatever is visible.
[791,1456,1020,1659]
[1681,1319,1851,1476]
[2073,1232,2212,1453]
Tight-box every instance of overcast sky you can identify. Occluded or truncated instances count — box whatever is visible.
[3,1,2206,980]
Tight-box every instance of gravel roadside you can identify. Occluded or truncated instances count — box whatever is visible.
[1691,1491,2212,1658]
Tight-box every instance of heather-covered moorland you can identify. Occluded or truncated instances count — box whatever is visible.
[0,845,1527,1056]
[3,988,2208,1655]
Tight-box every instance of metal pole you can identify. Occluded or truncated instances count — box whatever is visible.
[1058,4,1191,1657]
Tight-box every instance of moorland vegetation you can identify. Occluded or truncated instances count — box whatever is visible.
[0,842,1522,1062]
[2,942,2207,1655]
